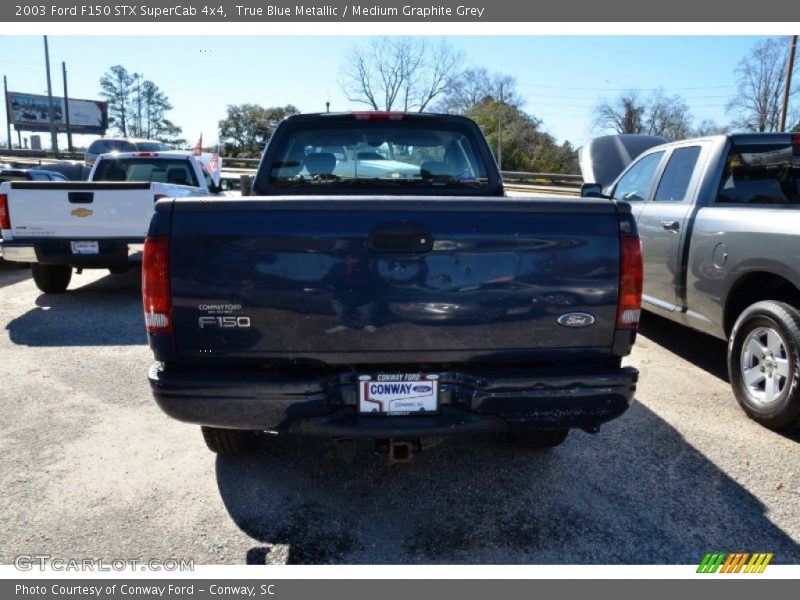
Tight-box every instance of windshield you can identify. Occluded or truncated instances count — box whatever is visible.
[93,158,199,187]
[267,120,490,191]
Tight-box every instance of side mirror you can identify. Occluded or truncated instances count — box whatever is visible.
[580,183,604,198]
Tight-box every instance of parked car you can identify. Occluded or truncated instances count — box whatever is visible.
[0,167,69,183]
[143,112,643,461]
[34,161,92,181]
[84,137,173,165]
[581,132,800,430]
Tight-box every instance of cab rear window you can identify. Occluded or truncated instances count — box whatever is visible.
[93,158,198,187]
[717,142,800,204]
[266,119,490,192]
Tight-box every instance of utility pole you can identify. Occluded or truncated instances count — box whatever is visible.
[4,75,11,150]
[496,82,504,170]
[43,35,58,154]
[136,73,142,137]
[62,61,73,152]
[780,35,797,132]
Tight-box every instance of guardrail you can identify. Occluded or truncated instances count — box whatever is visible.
[500,171,582,186]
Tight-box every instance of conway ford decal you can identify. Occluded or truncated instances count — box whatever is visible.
[557,312,596,328]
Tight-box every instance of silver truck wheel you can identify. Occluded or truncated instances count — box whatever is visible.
[728,301,800,430]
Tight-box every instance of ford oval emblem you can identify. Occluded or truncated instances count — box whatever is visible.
[412,385,432,393]
[557,312,596,328]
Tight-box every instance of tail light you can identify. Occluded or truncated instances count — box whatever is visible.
[133,152,158,157]
[0,194,9,230]
[353,112,404,121]
[142,236,172,334]
[617,236,643,329]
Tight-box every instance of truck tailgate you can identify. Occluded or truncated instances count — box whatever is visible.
[168,197,623,364]
[7,181,154,238]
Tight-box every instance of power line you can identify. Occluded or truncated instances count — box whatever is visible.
[516,82,737,91]
[520,92,734,100]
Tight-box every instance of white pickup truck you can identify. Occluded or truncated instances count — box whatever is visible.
[0,151,222,293]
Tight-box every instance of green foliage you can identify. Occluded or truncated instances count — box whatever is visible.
[218,104,300,158]
[468,98,578,174]
[99,65,135,136]
[99,65,182,142]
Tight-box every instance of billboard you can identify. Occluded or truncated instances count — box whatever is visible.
[6,92,108,134]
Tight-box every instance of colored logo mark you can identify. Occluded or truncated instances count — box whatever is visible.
[697,552,773,573]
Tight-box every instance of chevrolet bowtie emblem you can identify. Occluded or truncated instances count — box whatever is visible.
[71,208,93,217]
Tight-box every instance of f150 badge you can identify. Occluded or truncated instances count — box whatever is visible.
[198,316,251,329]
[556,312,595,328]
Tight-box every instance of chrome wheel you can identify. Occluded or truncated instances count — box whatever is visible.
[739,326,790,407]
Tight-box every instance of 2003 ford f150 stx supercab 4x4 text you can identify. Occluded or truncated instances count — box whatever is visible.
[143,112,643,461]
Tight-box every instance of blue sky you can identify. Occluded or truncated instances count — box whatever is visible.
[0,35,777,150]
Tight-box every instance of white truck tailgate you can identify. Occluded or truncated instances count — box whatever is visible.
[6,181,156,239]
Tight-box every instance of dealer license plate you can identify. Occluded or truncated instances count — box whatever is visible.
[358,374,439,415]
[70,241,99,255]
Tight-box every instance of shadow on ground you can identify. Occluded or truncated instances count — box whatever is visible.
[5,268,146,346]
[0,261,32,288]
[216,402,800,565]
[638,312,729,383]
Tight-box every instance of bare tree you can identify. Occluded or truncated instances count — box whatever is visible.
[593,89,693,139]
[645,88,693,139]
[727,37,798,132]
[437,68,521,114]
[593,92,646,134]
[692,119,730,137]
[339,37,463,112]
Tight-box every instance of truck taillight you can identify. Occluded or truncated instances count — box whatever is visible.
[617,236,643,329]
[142,236,172,334]
[0,194,9,229]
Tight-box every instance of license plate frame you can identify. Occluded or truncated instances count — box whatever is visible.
[70,241,99,255]
[358,374,439,416]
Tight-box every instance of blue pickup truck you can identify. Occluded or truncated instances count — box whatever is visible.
[142,112,643,461]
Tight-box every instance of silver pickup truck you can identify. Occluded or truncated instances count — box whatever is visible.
[582,133,800,430]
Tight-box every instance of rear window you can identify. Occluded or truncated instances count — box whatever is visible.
[89,140,136,155]
[135,142,173,152]
[93,158,198,187]
[717,142,800,204]
[264,118,490,192]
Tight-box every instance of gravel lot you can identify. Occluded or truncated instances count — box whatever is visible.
[1,262,798,565]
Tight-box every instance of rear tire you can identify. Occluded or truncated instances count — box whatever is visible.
[508,429,569,449]
[201,426,260,456]
[728,301,800,430]
[31,264,72,293]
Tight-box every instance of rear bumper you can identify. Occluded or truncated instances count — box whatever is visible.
[148,363,638,437]
[0,238,143,266]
